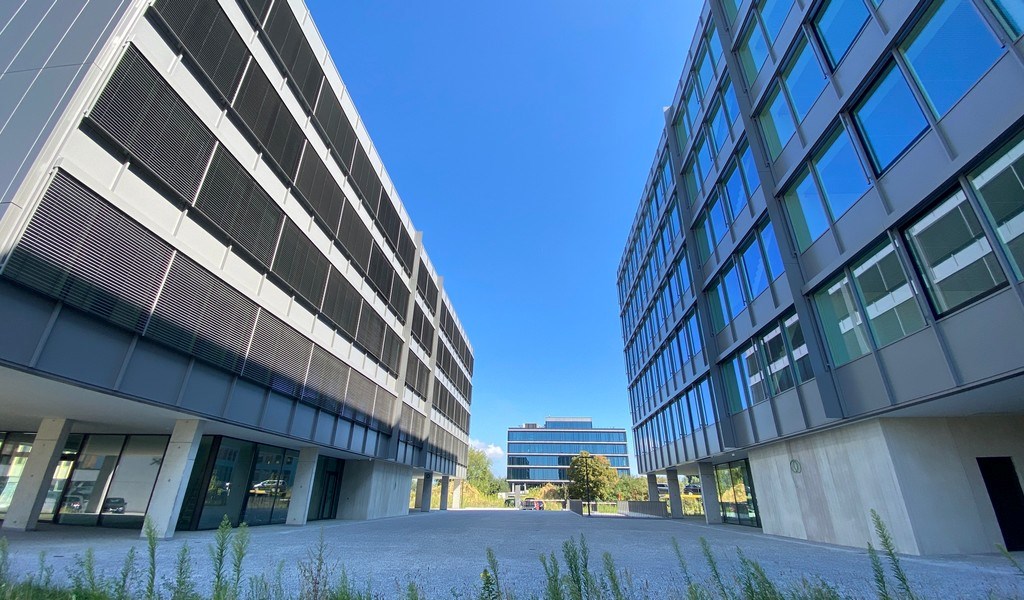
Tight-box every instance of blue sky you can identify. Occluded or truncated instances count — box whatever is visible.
[306,1,701,476]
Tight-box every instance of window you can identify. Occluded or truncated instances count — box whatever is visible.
[722,0,739,23]
[783,312,813,382]
[722,311,812,413]
[709,263,747,332]
[673,112,689,153]
[708,195,728,246]
[814,0,870,67]
[814,127,870,219]
[686,84,702,129]
[696,213,713,262]
[697,48,715,95]
[724,263,746,319]
[814,274,871,365]
[723,163,748,220]
[760,221,785,280]
[707,25,724,64]
[759,0,792,43]
[739,21,770,86]
[901,0,1002,117]
[785,169,830,250]
[696,135,714,182]
[905,191,1007,314]
[682,161,700,204]
[970,132,1024,279]
[851,242,926,346]
[709,101,730,154]
[782,37,827,121]
[987,0,1024,36]
[739,143,761,193]
[761,323,795,394]
[760,85,797,159]
[722,79,741,126]
[853,64,928,171]
[686,310,703,358]
[741,237,769,298]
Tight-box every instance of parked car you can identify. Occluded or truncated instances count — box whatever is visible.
[657,483,669,496]
[62,494,84,512]
[250,480,286,495]
[102,497,127,513]
[683,484,702,495]
[520,499,544,510]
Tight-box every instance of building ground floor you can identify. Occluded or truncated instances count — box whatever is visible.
[648,412,1024,556]
[0,365,461,539]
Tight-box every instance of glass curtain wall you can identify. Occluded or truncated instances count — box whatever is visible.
[715,459,760,526]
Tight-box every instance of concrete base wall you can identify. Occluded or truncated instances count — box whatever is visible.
[749,416,1024,555]
[336,460,413,520]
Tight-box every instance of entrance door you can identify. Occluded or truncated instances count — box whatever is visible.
[978,457,1024,551]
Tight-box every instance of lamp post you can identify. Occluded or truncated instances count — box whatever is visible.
[582,453,593,517]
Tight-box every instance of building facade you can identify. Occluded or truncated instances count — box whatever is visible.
[0,0,474,537]
[506,418,629,489]
[618,0,1024,554]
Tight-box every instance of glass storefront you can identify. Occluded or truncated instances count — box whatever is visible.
[0,433,34,518]
[308,457,343,521]
[715,459,760,527]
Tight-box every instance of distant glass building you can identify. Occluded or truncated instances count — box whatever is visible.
[506,418,629,488]
[618,0,1024,555]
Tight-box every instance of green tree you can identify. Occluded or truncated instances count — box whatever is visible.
[611,475,649,501]
[467,447,501,495]
[566,452,617,501]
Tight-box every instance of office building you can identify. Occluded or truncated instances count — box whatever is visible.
[0,0,473,537]
[506,418,629,489]
[618,0,1024,554]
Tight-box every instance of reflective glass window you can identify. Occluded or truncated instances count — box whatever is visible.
[988,0,1024,36]
[722,79,741,125]
[760,0,792,42]
[709,195,728,246]
[697,48,715,95]
[708,25,724,64]
[58,435,124,526]
[710,279,729,331]
[696,214,713,262]
[762,323,795,395]
[814,274,871,365]
[683,161,700,204]
[696,135,714,182]
[783,313,813,382]
[674,113,689,152]
[741,237,769,298]
[785,169,830,250]
[723,0,740,22]
[814,0,870,66]
[724,263,747,318]
[761,86,796,159]
[740,144,761,193]
[723,164,748,220]
[905,191,1007,314]
[0,434,33,518]
[901,0,1002,117]
[102,435,168,527]
[760,222,785,279]
[852,242,926,346]
[970,132,1024,278]
[710,101,730,153]
[739,22,770,85]
[853,64,928,171]
[814,127,870,219]
[783,37,827,120]
[687,312,703,357]
[686,85,702,128]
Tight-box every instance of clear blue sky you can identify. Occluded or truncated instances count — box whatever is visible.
[306,1,701,476]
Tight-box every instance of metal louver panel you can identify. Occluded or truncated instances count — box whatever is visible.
[366,244,394,299]
[411,304,433,352]
[381,328,402,374]
[3,171,174,335]
[242,0,272,23]
[321,267,362,339]
[404,350,428,399]
[313,88,357,171]
[372,389,395,430]
[152,0,250,99]
[195,147,283,270]
[355,308,385,360]
[397,230,415,274]
[242,310,313,398]
[350,143,381,214]
[376,191,401,247]
[271,220,330,307]
[90,45,215,201]
[295,144,344,231]
[233,66,304,176]
[336,209,373,271]
[302,345,350,414]
[345,370,375,424]
[147,254,257,374]
[264,1,324,109]
[388,279,409,323]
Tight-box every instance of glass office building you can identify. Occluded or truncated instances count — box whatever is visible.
[0,0,473,537]
[618,0,1024,555]
[506,418,630,488]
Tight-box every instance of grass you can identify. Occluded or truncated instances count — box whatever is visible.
[0,512,1020,599]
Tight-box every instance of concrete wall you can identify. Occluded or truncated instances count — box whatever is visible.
[336,460,413,520]
[749,416,1024,555]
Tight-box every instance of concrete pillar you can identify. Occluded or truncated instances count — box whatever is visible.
[2,418,72,532]
[439,476,450,511]
[697,462,722,524]
[286,447,319,526]
[451,478,463,509]
[142,419,204,539]
[646,473,660,501]
[666,468,684,519]
[419,471,433,512]
[337,460,413,520]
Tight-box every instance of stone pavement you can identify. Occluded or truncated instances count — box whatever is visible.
[2,509,1022,598]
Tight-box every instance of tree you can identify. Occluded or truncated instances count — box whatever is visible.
[566,452,617,501]
[467,447,501,496]
[611,475,649,501]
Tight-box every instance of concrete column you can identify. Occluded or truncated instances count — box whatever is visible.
[286,447,319,526]
[697,462,722,524]
[646,473,660,501]
[419,471,433,512]
[2,418,72,532]
[439,476,450,511]
[451,478,463,509]
[337,460,413,520]
[142,419,204,539]
[666,468,684,519]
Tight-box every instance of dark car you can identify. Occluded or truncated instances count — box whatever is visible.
[520,499,544,510]
[683,484,701,495]
[102,497,127,513]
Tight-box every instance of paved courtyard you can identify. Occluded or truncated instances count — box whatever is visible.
[2,509,1022,598]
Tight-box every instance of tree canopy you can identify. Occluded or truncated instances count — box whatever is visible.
[566,452,618,501]
[467,447,503,495]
